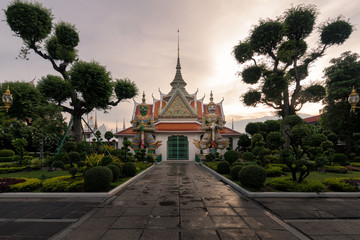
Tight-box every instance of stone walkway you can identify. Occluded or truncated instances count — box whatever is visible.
[54,162,303,240]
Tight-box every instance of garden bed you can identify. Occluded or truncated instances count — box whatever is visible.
[0,161,154,194]
[202,161,360,193]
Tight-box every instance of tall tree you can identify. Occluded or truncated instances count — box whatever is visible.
[5,1,138,141]
[321,51,360,154]
[233,4,353,147]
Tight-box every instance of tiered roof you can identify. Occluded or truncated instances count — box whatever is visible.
[116,42,240,137]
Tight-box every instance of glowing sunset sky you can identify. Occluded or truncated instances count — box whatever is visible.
[1,0,359,132]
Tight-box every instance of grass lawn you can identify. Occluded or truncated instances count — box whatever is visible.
[0,169,70,179]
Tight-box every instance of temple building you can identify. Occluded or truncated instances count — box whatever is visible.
[115,46,240,161]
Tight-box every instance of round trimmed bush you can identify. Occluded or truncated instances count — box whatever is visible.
[242,152,255,161]
[231,162,242,167]
[111,162,122,175]
[52,160,64,169]
[217,161,230,174]
[68,151,81,165]
[230,165,243,180]
[122,162,136,177]
[63,141,77,152]
[52,152,69,164]
[101,156,113,166]
[0,149,15,157]
[69,167,78,178]
[224,150,239,165]
[107,164,120,181]
[84,166,113,192]
[239,165,266,188]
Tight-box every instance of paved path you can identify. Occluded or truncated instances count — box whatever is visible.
[53,162,303,240]
[254,197,360,240]
[0,197,104,239]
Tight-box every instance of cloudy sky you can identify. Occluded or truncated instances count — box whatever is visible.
[1,0,359,132]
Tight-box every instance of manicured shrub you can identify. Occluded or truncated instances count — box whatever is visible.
[66,180,84,192]
[0,149,15,157]
[297,180,326,192]
[42,176,70,192]
[217,161,230,174]
[0,178,25,192]
[111,162,122,175]
[267,178,296,191]
[239,165,266,188]
[84,166,113,192]
[265,166,283,177]
[242,152,255,161]
[0,166,27,174]
[331,153,347,166]
[325,166,348,174]
[345,165,360,172]
[10,178,42,192]
[122,162,136,177]
[52,152,69,164]
[230,165,243,180]
[323,178,359,192]
[30,158,42,170]
[271,163,290,172]
[63,141,77,152]
[101,155,113,166]
[106,164,120,181]
[52,160,64,169]
[231,162,242,167]
[351,162,360,168]
[68,151,81,165]
[69,168,78,178]
[224,150,239,165]
[0,156,15,162]
[354,156,360,162]
[264,154,279,164]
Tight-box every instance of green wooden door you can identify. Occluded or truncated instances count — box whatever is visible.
[167,135,188,160]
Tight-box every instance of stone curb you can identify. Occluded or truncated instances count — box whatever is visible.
[200,163,360,198]
[0,163,156,198]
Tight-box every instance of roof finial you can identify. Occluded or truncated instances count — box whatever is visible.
[177,29,180,59]
[142,91,146,103]
[210,90,214,102]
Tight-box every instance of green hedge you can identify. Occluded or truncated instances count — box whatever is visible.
[325,166,348,174]
[0,166,26,173]
[0,149,15,157]
[0,156,14,162]
[267,178,326,192]
[42,176,84,192]
[10,178,42,192]
[323,178,360,192]
[265,166,283,177]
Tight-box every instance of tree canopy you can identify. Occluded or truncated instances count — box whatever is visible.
[5,1,138,141]
[321,51,360,154]
[233,4,352,119]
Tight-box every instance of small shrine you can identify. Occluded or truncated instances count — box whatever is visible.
[115,42,240,161]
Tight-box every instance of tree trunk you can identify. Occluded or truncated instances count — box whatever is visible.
[282,87,291,149]
[72,115,83,142]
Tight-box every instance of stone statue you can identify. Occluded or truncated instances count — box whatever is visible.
[130,92,162,152]
[193,92,230,150]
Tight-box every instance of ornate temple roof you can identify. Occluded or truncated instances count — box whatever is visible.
[115,123,240,136]
[117,36,241,137]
